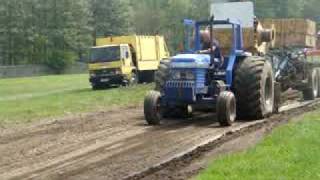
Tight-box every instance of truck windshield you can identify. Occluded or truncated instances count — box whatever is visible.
[90,46,121,63]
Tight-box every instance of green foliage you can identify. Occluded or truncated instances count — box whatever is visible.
[253,0,319,19]
[0,0,319,68]
[130,0,210,53]
[45,50,77,74]
[91,0,132,37]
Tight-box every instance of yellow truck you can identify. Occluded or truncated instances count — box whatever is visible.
[89,35,170,89]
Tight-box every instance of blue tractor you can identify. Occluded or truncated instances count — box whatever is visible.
[144,18,275,126]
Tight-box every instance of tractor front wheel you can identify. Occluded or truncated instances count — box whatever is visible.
[217,91,236,126]
[144,91,162,125]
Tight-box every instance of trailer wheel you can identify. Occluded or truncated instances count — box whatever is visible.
[217,91,236,126]
[317,68,320,98]
[144,91,162,125]
[234,57,274,119]
[155,59,170,91]
[303,68,318,100]
[273,82,281,113]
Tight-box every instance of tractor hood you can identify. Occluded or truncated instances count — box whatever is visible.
[170,54,211,69]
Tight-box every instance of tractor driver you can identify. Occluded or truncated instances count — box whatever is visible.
[198,29,223,67]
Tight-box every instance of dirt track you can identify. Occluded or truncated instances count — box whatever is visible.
[0,101,318,180]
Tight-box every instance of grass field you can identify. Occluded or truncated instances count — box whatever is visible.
[0,74,152,124]
[197,111,320,180]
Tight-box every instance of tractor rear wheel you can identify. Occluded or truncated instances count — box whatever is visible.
[234,56,275,120]
[155,59,170,91]
[144,91,162,125]
[217,91,236,126]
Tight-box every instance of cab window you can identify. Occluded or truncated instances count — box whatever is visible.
[90,46,121,63]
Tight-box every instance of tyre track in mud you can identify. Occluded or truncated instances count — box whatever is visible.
[0,101,319,180]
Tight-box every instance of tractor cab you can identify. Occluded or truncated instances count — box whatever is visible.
[177,18,245,90]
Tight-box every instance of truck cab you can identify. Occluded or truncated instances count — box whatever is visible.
[89,44,136,89]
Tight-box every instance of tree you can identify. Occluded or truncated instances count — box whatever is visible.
[0,0,319,68]
[91,0,132,39]
[0,0,27,65]
[130,0,209,52]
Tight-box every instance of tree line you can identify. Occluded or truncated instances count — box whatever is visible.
[0,0,319,72]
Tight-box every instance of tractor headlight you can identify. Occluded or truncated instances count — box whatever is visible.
[185,71,195,80]
[172,71,181,79]
[171,70,195,80]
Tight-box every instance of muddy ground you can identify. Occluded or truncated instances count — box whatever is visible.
[0,101,318,180]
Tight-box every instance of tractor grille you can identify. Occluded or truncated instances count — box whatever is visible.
[166,81,195,88]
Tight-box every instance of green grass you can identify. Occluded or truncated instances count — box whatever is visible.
[0,74,152,124]
[0,74,88,99]
[197,111,320,180]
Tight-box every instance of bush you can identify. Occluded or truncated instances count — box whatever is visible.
[45,50,77,74]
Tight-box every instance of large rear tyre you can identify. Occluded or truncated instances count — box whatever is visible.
[144,91,162,125]
[155,59,170,91]
[303,68,319,100]
[217,91,236,126]
[234,57,275,120]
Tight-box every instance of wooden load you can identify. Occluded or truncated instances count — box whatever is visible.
[213,22,274,55]
[213,18,317,55]
[213,28,256,54]
[261,19,317,48]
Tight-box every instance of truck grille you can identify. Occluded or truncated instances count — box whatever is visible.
[166,81,195,88]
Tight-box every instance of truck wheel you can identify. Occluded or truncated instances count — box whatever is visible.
[303,68,318,100]
[216,91,236,126]
[144,91,162,125]
[129,71,139,86]
[155,59,170,91]
[92,83,105,90]
[234,57,274,119]
[139,71,155,83]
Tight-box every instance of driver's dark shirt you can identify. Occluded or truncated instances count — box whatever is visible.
[201,39,221,59]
